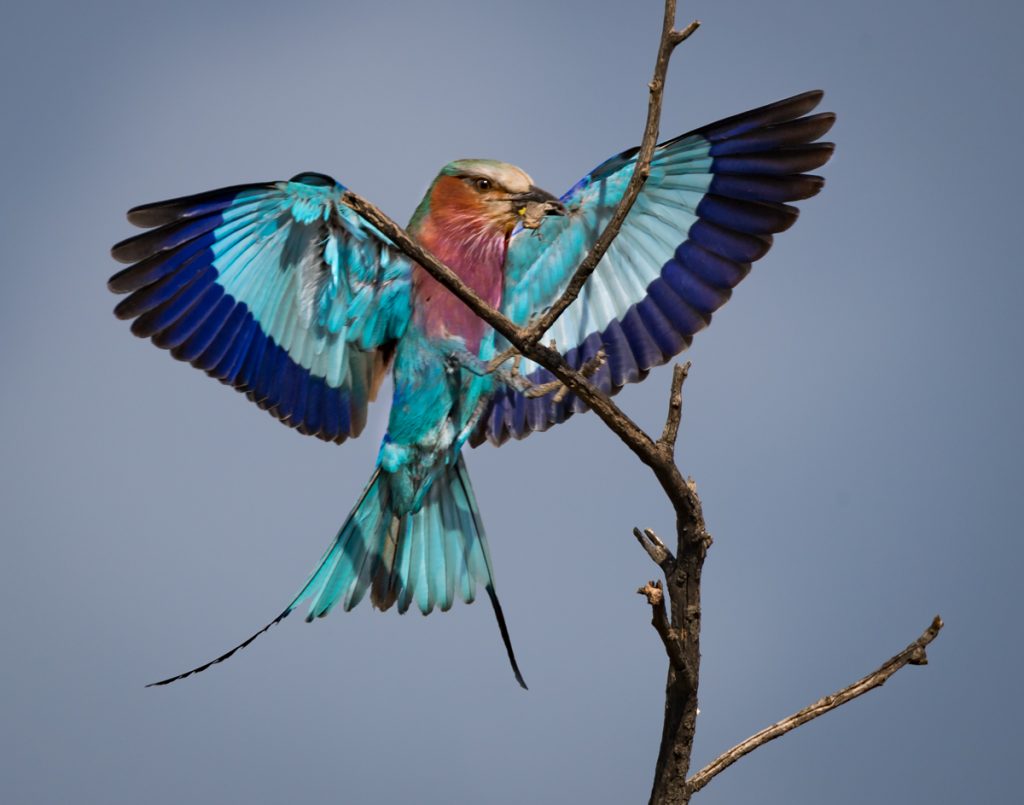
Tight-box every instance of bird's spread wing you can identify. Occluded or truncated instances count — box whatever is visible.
[474,91,835,446]
[110,173,412,443]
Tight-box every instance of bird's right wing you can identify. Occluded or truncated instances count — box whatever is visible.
[475,91,834,445]
[110,173,413,443]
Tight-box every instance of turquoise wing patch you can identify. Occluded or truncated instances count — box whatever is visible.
[110,172,413,443]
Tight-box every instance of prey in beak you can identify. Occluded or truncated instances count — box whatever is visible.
[512,185,567,230]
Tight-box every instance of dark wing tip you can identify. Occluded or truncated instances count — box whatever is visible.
[124,181,278,228]
[781,89,825,111]
[288,172,338,187]
[107,263,140,293]
[110,234,144,264]
[126,202,169,228]
[813,111,837,136]
[805,141,836,170]
[799,173,827,198]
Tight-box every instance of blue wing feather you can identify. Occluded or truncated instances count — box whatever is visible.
[110,174,413,443]
[476,91,834,445]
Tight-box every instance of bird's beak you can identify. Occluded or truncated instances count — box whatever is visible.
[512,185,567,229]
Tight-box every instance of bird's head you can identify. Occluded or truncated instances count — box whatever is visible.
[415,159,566,236]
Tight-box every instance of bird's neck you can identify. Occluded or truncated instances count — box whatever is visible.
[409,209,507,354]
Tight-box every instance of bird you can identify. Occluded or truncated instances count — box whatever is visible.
[109,90,834,689]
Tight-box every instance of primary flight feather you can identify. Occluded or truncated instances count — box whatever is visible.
[110,90,835,688]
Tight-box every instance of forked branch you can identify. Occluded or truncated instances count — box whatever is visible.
[633,527,676,572]
[658,362,690,456]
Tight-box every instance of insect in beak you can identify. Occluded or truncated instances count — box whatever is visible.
[511,186,566,229]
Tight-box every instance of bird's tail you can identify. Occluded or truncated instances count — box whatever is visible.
[147,454,525,688]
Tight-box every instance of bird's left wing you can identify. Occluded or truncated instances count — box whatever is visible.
[110,173,413,443]
[474,91,834,446]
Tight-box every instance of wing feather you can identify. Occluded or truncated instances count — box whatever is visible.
[475,91,835,445]
[110,174,413,443]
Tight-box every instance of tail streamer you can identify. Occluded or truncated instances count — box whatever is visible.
[146,456,527,689]
[487,586,527,689]
[145,608,292,687]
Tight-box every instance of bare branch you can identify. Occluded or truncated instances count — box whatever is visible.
[685,616,945,797]
[633,527,676,571]
[638,580,688,673]
[669,19,701,45]
[658,362,690,455]
[521,7,702,347]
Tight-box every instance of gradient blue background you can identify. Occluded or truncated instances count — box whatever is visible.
[2,1,1020,802]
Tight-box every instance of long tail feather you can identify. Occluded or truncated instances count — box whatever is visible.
[487,586,527,689]
[146,455,526,689]
[145,608,292,687]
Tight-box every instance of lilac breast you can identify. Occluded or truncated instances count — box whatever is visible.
[412,227,507,353]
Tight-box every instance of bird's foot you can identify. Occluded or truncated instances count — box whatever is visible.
[522,347,606,402]
[488,342,606,403]
[484,310,547,374]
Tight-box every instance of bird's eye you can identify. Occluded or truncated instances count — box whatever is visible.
[474,177,492,191]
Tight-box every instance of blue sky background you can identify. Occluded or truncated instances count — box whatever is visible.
[2,1,1021,802]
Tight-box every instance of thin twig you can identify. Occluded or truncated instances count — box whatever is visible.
[520,7,701,347]
[486,344,520,373]
[638,580,688,672]
[669,19,702,45]
[685,616,945,797]
[658,362,690,456]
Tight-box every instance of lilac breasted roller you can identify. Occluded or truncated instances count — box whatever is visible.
[110,91,835,688]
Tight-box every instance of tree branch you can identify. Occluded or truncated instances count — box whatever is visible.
[669,19,702,46]
[519,6,701,347]
[638,580,688,673]
[658,362,690,456]
[685,616,945,797]
[633,526,676,572]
